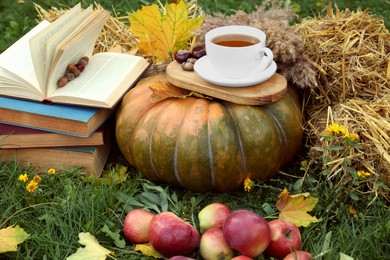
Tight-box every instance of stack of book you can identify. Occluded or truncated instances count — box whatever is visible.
[0,4,150,176]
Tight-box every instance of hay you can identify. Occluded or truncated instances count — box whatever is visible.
[305,95,390,199]
[295,4,390,103]
[34,3,139,55]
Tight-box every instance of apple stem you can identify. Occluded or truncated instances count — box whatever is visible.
[284,228,293,240]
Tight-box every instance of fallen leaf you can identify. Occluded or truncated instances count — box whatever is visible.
[129,1,204,62]
[134,243,163,258]
[276,188,319,227]
[149,81,212,102]
[66,232,113,260]
[0,225,30,253]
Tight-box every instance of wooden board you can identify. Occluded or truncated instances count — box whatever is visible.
[165,61,287,105]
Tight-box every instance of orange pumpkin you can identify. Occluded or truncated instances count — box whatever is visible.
[116,73,302,192]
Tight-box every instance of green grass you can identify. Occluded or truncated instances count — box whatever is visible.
[1,0,390,259]
[1,153,389,259]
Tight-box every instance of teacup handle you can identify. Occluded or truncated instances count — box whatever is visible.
[256,48,273,71]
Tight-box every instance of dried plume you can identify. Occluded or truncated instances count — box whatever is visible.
[195,0,317,89]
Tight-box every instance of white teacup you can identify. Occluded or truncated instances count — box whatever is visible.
[205,25,273,79]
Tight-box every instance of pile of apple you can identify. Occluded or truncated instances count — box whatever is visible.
[123,203,312,260]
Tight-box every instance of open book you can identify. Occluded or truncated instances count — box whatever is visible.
[0,4,150,108]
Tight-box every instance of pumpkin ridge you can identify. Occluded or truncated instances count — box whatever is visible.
[223,102,247,181]
[206,101,216,189]
[172,101,189,187]
[148,102,166,180]
[263,106,288,162]
[135,101,171,181]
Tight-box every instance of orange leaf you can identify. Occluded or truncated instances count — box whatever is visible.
[149,81,211,102]
[276,188,319,227]
[129,1,204,62]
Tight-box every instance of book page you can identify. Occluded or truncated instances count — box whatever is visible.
[48,52,149,108]
[46,9,110,95]
[0,21,50,98]
[45,5,93,91]
[29,3,82,92]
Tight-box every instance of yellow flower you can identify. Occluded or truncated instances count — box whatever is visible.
[325,123,348,136]
[300,160,308,168]
[18,173,29,182]
[348,205,357,214]
[32,175,42,183]
[244,177,253,192]
[357,170,370,178]
[26,180,39,193]
[344,132,360,141]
[48,168,56,175]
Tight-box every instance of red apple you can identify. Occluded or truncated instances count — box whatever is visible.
[169,256,196,260]
[123,209,154,244]
[199,228,234,260]
[265,219,302,259]
[283,250,312,260]
[223,209,271,257]
[148,212,200,257]
[231,255,253,260]
[198,203,231,233]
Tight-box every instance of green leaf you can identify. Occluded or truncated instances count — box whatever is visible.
[100,224,126,248]
[262,202,276,215]
[327,145,344,151]
[340,252,354,260]
[321,231,332,253]
[116,191,145,208]
[293,178,304,192]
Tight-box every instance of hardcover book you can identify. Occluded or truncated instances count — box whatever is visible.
[0,96,113,137]
[0,124,105,149]
[0,3,150,108]
[0,143,112,176]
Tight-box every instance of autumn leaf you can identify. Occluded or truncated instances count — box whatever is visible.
[276,188,319,227]
[149,81,212,102]
[66,232,113,260]
[134,243,163,258]
[129,1,204,62]
[0,225,30,253]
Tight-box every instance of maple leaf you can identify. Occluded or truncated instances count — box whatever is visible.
[276,188,319,227]
[0,225,30,253]
[134,243,163,258]
[129,1,204,62]
[66,232,113,260]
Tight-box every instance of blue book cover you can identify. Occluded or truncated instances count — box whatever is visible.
[0,96,113,137]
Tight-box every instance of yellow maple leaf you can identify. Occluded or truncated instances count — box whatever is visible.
[135,243,163,258]
[66,232,113,260]
[276,188,319,227]
[0,225,30,253]
[129,1,204,62]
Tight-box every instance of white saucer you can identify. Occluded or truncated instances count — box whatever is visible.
[194,56,277,87]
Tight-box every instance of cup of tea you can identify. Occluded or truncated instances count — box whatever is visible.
[205,25,273,79]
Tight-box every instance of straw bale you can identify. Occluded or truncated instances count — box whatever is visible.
[295,4,390,104]
[305,95,390,198]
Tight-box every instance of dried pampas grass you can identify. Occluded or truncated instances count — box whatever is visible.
[195,0,317,89]
[295,4,390,104]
